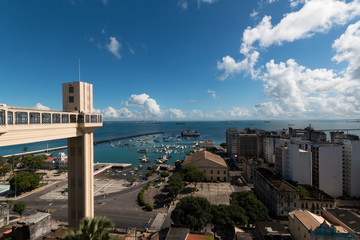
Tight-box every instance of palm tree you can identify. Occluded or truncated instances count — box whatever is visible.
[63,216,114,240]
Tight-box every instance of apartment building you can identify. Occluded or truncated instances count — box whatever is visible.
[226,128,238,159]
[342,139,360,198]
[303,143,343,197]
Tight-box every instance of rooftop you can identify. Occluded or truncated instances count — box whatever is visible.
[326,208,360,233]
[272,180,297,190]
[183,150,227,168]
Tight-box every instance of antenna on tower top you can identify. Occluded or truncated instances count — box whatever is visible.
[78,58,81,82]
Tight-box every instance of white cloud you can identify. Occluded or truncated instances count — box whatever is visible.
[106,37,121,59]
[178,0,188,10]
[126,42,135,54]
[229,107,251,118]
[207,89,217,99]
[250,10,259,19]
[188,99,197,103]
[189,109,204,118]
[166,109,186,119]
[217,51,259,80]
[125,93,162,117]
[204,110,226,119]
[242,0,360,52]
[101,29,106,34]
[332,20,360,81]
[102,107,134,119]
[93,108,101,114]
[289,0,305,8]
[35,103,50,110]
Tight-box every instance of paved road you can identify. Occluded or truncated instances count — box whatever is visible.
[16,180,158,230]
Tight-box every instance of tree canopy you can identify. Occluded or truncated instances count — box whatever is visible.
[10,171,40,194]
[182,165,205,185]
[230,192,267,223]
[220,142,226,149]
[167,173,184,198]
[13,201,26,218]
[22,155,45,170]
[171,196,212,231]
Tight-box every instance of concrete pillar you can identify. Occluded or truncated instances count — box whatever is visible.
[67,132,94,228]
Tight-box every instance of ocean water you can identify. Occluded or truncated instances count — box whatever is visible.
[1,120,360,169]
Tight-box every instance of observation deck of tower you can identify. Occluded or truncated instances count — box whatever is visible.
[0,81,102,228]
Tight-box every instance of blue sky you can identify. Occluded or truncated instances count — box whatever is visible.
[1,0,360,120]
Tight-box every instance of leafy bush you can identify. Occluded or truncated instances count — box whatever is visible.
[137,184,153,211]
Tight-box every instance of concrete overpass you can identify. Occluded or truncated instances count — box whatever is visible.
[0,81,102,228]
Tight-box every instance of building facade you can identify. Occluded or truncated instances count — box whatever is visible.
[183,150,229,182]
[254,168,299,217]
[342,140,360,198]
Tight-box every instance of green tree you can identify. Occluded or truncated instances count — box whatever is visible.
[171,196,212,231]
[22,155,45,170]
[230,192,267,224]
[0,164,11,179]
[296,186,311,199]
[175,160,183,169]
[145,171,152,178]
[211,204,234,230]
[205,147,217,153]
[0,156,5,165]
[160,171,169,178]
[167,173,184,198]
[7,155,19,170]
[63,216,114,240]
[10,171,40,194]
[126,176,137,185]
[220,142,226,149]
[13,201,26,218]
[182,165,205,186]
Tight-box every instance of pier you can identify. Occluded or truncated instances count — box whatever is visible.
[93,130,185,145]
[3,146,67,158]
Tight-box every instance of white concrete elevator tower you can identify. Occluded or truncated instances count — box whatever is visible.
[63,81,98,228]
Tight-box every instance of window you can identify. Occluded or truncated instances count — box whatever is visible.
[86,115,90,123]
[217,170,220,174]
[77,115,84,123]
[30,112,40,124]
[42,113,51,123]
[15,112,28,124]
[211,170,213,174]
[69,86,74,93]
[52,114,60,123]
[69,96,74,103]
[62,114,69,123]
[91,115,97,123]
[0,110,5,124]
[98,115,102,123]
[7,111,13,124]
[70,114,76,123]
[224,171,226,174]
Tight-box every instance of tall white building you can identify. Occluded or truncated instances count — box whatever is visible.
[276,138,312,185]
[342,139,360,198]
[263,136,281,164]
[306,143,343,198]
[226,128,238,159]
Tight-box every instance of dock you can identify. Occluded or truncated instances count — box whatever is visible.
[93,130,185,145]
[2,146,67,158]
